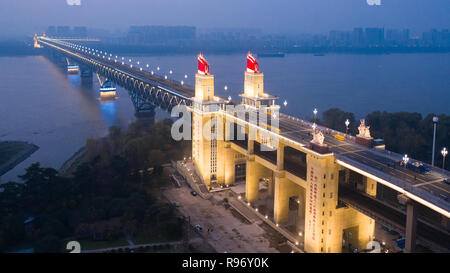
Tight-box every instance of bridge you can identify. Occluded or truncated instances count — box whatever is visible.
[35,36,450,253]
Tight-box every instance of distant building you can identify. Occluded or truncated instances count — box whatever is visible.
[365,28,384,46]
[385,29,410,46]
[56,26,71,38]
[328,30,351,46]
[351,28,365,47]
[126,25,196,45]
[73,26,88,38]
[47,26,57,37]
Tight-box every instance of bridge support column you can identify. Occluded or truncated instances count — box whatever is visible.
[273,174,289,224]
[223,143,235,186]
[80,65,93,78]
[405,200,417,253]
[366,177,377,197]
[398,194,417,253]
[245,159,260,202]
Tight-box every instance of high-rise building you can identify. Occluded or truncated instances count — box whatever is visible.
[127,26,196,45]
[351,28,365,47]
[73,26,87,38]
[365,28,384,46]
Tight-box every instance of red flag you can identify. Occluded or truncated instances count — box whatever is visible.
[247,52,259,73]
[198,54,209,75]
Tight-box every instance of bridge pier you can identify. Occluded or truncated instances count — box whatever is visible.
[398,194,417,253]
[80,65,93,78]
[405,200,418,253]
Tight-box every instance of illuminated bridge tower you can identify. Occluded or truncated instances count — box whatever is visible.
[191,54,227,187]
[239,53,280,203]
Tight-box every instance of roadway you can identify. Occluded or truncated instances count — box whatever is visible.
[277,113,450,211]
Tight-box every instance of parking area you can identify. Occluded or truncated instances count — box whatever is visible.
[162,178,283,253]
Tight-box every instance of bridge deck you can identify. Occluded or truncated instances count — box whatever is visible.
[38,37,450,217]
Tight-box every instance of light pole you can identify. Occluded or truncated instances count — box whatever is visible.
[283,100,287,107]
[313,108,318,123]
[432,116,438,166]
[402,154,409,167]
[345,119,350,134]
[442,147,448,169]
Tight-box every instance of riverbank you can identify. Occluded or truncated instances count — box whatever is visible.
[58,146,87,176]
[0,141,39,178]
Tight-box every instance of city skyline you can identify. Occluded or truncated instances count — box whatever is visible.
[0,0,449,38]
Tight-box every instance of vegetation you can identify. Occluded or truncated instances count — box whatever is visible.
[0,142,39,175]
[320,108,450,170]
[0,119,190,252]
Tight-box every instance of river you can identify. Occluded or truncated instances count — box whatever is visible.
[0,53,449,182]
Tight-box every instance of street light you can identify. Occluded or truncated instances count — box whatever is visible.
[169,70,173,74]
[345,119,350,134]
[228,95,232,101]
[313,108,318,123]
[402,154,409,167]
[432,116,438,166]
[442,147,448,169]
[224,85,228,91]
[283,100,288,107]
[184,74,188,79]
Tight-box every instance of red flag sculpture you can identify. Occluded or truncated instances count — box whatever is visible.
[247,52,259,73]
[198,54,209,75]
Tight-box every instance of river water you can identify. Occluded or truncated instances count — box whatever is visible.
[0,53,449,182]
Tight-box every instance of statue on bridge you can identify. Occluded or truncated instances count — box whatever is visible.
[357,119,372,139]
[310,127,329,153]
[312,128,325,146]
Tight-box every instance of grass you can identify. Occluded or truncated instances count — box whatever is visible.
[131,231,171,245]
[0,141,30,166]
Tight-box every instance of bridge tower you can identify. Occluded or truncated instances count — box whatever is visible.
[240,53,280,203]
[191,54,227,187]
[33,33,43,48]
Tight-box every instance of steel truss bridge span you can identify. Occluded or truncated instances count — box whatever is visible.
[38,37,193,112]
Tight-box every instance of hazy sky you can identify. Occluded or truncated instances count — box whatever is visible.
[0,0,449,37]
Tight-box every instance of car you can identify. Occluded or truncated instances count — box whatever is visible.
[195,224,203,232]
[190,191,197,196]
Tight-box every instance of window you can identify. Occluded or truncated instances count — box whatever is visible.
[329,193,333,199]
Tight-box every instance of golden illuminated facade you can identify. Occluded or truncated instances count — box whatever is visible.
[191,53,375,253]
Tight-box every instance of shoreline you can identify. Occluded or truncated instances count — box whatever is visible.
[0,141,39,177]
[58,146,87,177]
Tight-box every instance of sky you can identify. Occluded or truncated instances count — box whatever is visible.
[0,0,449,38]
